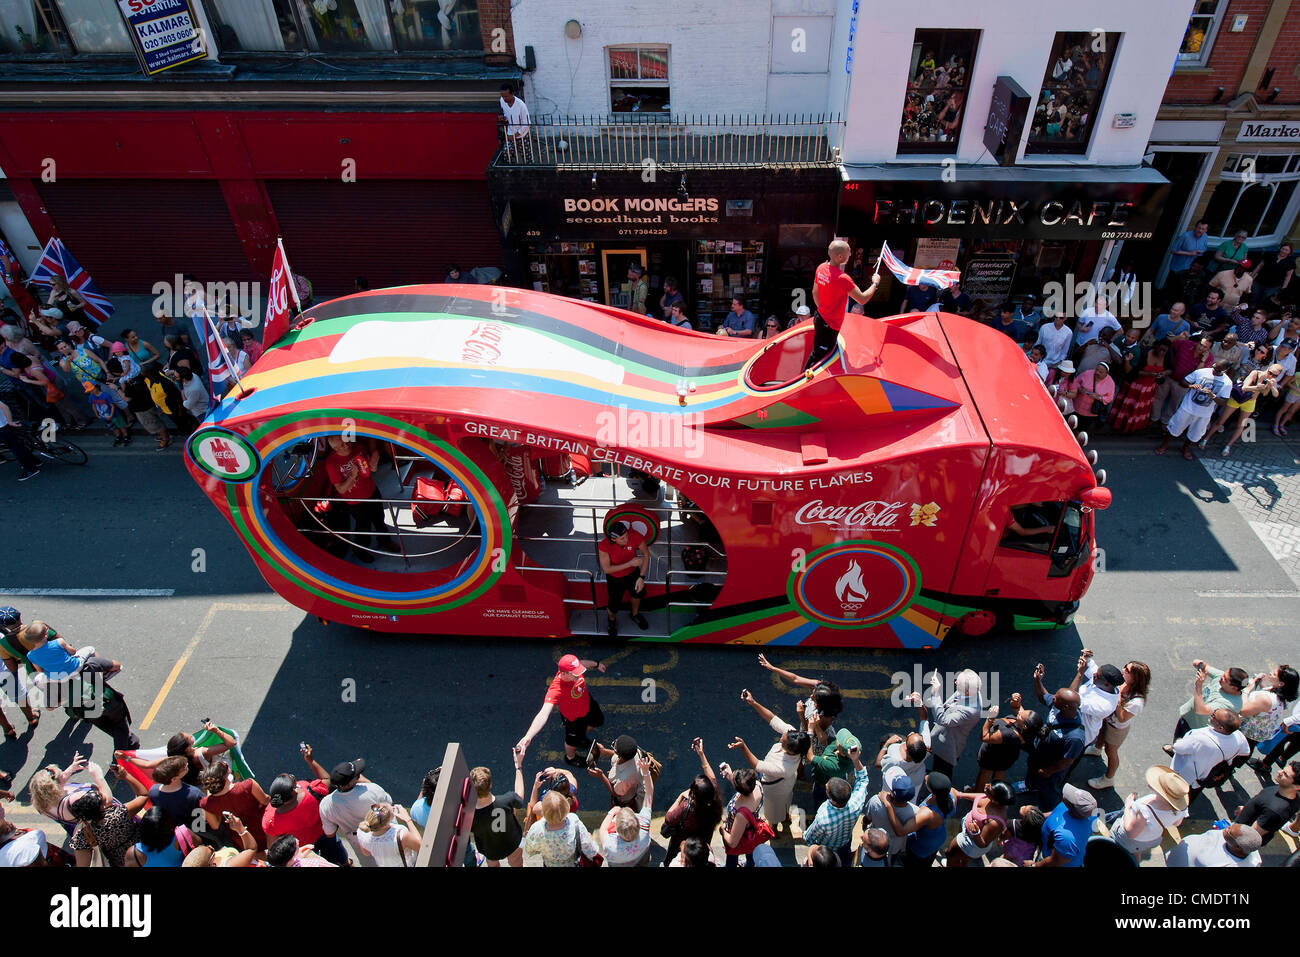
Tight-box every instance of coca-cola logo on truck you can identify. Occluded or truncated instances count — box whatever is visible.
[795,499,943,529]
[795,500,905,528]
[188,429,260,484]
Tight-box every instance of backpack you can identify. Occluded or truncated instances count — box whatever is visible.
[1198,736,1235,790]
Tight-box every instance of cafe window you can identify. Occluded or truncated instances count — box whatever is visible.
[53,0,133,53]
[898,29,979,155]
[0,0,74,54]
[208,0,305,51]
[608,45,670,114]
[1024,31,1120,156]
[1177,0,1225,68]
[1202,153,1300,244]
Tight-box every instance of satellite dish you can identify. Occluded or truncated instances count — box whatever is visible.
[564,19,582,39]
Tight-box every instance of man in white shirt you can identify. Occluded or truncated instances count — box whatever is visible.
[1102,765,1189,857]
[1170,708,1249,795]
[499,83,530,140]
[1157,359,1233,458]
[1074,295,1121,348]
[1066,652,1122,746]
[1165,821,1262,867]
[319,759,392,866]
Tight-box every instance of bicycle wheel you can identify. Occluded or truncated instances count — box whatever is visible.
[36,439,88,466]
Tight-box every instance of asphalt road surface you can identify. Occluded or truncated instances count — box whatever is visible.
[2,428,1298,865]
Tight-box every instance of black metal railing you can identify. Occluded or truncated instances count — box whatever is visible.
[494,113,844,170]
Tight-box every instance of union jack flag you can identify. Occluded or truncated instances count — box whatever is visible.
[28,238,116,327]
[879,242,960,290]
[189,298,234,402]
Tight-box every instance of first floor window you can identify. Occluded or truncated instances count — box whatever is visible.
[897,28,979,154]
[608,45,669,113]
[1178,0,1225,67]
[53,0,133,53]
[208,0,304,51]
[1025,30,1120,155]
[294,0,392,52]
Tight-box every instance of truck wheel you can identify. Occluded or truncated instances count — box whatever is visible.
[954,609,997,637]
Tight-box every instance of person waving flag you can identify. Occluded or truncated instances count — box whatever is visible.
[879,241,961,289]
[29,238,116,326]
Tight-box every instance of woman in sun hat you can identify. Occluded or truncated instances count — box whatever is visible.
[1100,765,1189,857]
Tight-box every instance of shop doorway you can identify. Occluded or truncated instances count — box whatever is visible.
[601,248,648,309]
[647,243,689,321]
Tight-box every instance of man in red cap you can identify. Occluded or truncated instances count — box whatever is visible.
[517,653,608,768]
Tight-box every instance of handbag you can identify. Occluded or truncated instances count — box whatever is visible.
[731,805,775,856]
[574,824,603,867]
[661,793,689,839]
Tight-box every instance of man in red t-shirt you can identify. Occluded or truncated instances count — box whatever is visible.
[597,520,652,637]
[806,239,879,370]
[517,653,609,767]
[324,436,388,563]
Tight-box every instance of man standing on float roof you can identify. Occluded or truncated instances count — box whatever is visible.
[807,239,879,371]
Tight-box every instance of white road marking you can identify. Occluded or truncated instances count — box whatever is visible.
[0,587,175,596]
[1194,590,1300,599]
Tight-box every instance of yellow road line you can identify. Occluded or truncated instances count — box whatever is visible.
[139,601,285,730]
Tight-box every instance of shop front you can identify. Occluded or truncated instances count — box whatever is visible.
[487,167,840,328]
[837,165,1169,312]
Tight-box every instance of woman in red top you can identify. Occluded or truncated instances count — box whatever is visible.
[517,653,608,768]
[199,760,270,852]
[597,520,652,637]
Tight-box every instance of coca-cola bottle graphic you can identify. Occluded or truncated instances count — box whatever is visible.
[209,437,241,474]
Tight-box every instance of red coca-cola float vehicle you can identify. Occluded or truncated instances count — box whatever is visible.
[185,284,1109,648]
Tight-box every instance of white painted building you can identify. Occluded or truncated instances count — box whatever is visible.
[829,0,1192,300]
[508,0,841,119]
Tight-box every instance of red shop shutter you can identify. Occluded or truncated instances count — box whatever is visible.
[35,180,253,294]
[265,180,500,300]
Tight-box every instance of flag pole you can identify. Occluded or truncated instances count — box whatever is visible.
[203,303,249,399]
[279,237,303,319]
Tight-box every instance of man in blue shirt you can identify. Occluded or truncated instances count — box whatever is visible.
[1035,785,1098,867]
[717,297,756,338]
[1164,220,1209,293]
[658,277,684,321]
[991,302,1030,343]
[1014,295,1044,327]
[1151,302,1191,342]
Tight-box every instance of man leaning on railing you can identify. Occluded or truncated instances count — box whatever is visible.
[500,82,531,161]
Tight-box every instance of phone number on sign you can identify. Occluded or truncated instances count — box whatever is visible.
[1101,231,1153,240]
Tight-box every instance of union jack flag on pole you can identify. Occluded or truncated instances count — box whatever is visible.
[879,241,960,290]
[187,292,238,402]
[28,237,116,327]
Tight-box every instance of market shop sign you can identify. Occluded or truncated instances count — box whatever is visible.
[1236,121,1300,143]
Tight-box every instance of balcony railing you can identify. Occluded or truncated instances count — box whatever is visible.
[493,113,844,170]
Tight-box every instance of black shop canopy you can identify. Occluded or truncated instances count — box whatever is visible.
[840,163,1169,241]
